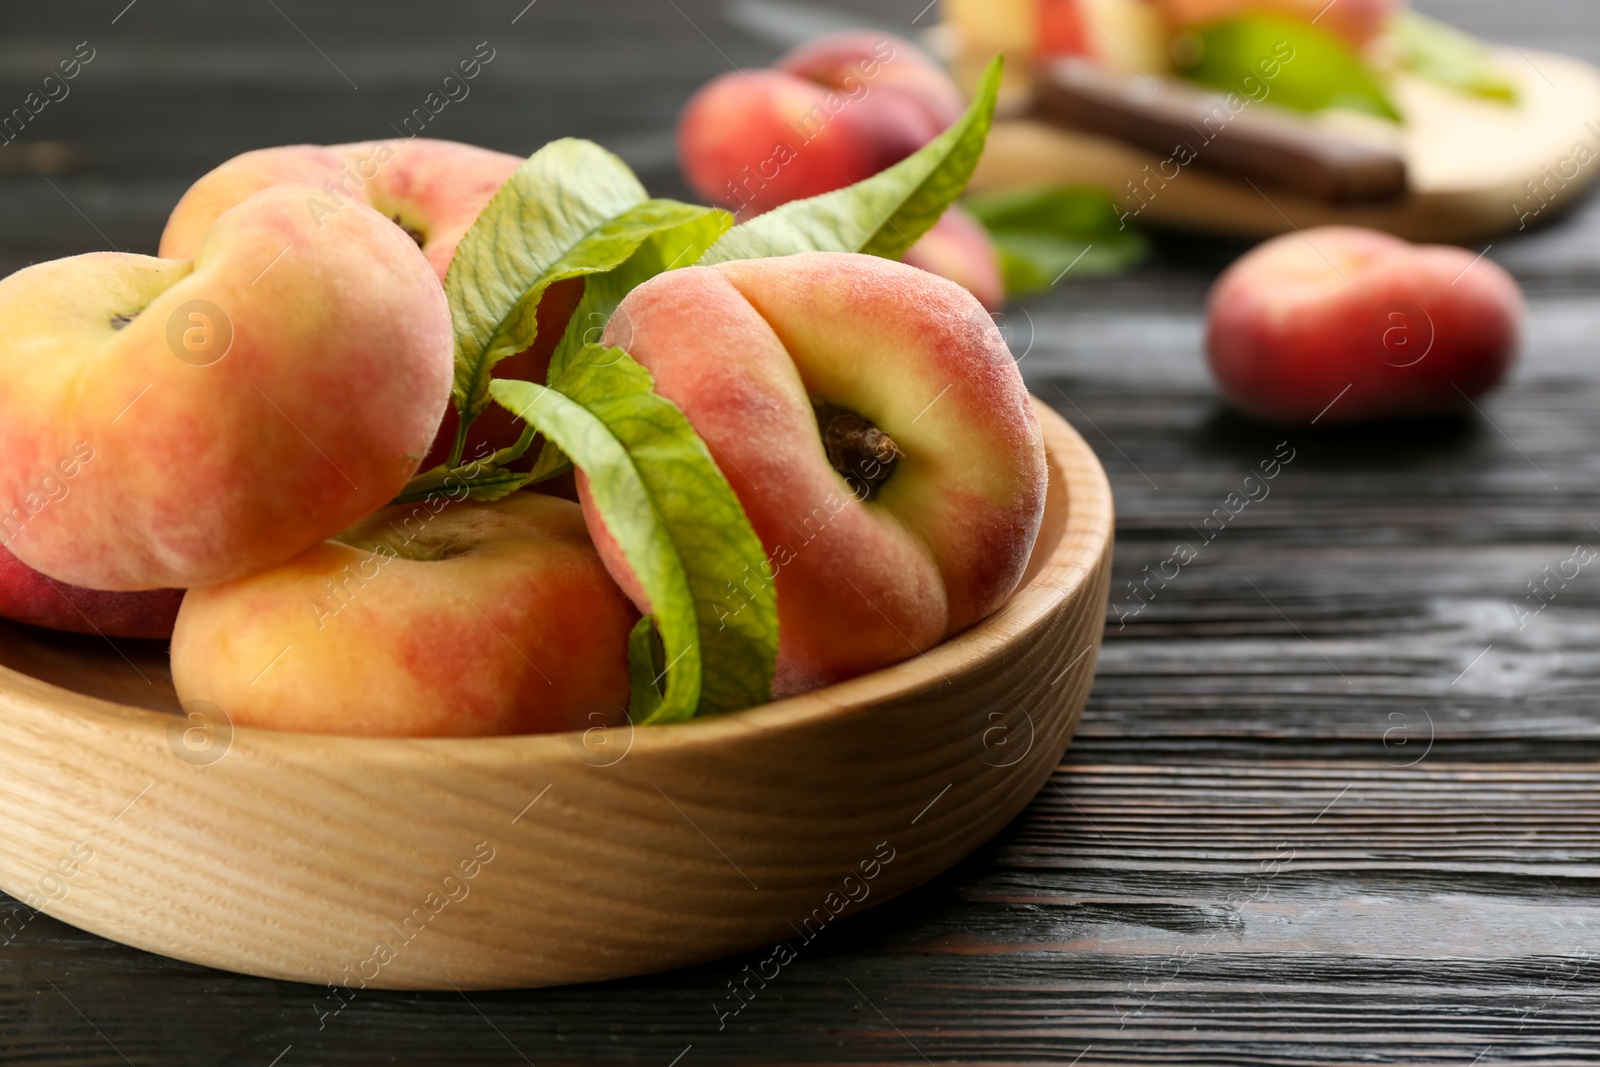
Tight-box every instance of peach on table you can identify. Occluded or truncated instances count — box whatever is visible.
[1206,226,1523,425]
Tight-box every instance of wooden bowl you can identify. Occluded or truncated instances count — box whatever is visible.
[0,400,1111,990]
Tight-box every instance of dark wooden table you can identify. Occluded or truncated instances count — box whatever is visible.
[3,0,1600,1063]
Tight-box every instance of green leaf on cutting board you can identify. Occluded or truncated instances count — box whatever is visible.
[964,185,1149,295]
[697,55,1004,265]
[441,136,729,465]
[1384,10,1518,104]
[489,347,777,722]
[1176,14,1402,122]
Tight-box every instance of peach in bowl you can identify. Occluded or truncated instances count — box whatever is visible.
[0,397,1108,989]
[0,64,1114,988]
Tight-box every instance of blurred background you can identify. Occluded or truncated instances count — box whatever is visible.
[1,0,1593,272]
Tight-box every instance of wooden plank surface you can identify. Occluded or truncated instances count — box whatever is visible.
[3,0,1600,1063]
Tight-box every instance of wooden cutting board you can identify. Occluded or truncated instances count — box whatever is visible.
[971,47,1600,242]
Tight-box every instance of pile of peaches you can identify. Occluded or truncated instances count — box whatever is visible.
[0,39,1048,740]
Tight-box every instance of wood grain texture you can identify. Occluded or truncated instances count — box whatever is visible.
[0,0,1598,1061]
[0,404,1112,991]
[4,764,1599,1066]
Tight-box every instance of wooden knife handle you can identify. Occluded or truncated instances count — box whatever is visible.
[1033,58,1409,204]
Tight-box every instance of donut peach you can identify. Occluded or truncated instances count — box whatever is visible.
[581,251,1046,696]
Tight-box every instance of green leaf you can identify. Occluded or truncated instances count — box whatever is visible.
[456,470,533,502]
[387,461,531,506]
[964,185,1148,294]
[443,138,729,461]
[547,205,733,383]
[445,139,647,442]
[1385,10,1517,103]
[489,378,699,721]
[524,438,572,483]
[455,191,729,425]
[626,615,665,723]
[698,56,1004,265]
[490,348,777,722]
[1176,14,1401,122]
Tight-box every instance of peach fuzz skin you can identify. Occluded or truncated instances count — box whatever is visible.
[678,33,962,217]
[160,138,583,470]
[0,185,452,591]
[172,492,637,738]
[777,30,964,141]
[1206,227,1523,426]
[582,252,1046,698]
[0,546,181,639]
[160,139,523,279]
